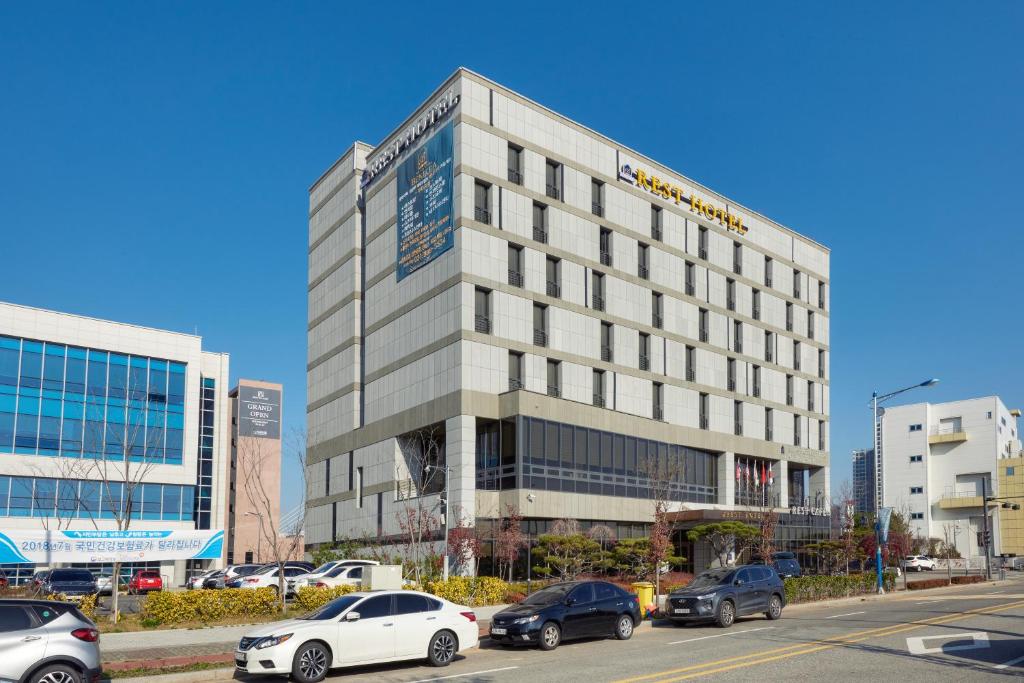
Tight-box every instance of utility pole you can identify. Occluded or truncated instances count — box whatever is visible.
[981,477,992,580]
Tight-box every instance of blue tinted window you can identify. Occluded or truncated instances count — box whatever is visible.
[108,354,128,399]
[0,476,9,515]
[32,479,56,517]
[168,364,186,407]
[78,481,100,518]
[42,345,65,392]
[86,351,108,398]
[0,410,13,450]
[57,480,78,518]
[9,478,33,516]
[100,482,122,519]
[163,485,182,519]
[148,361,167,404]
[19,343,42,389]
[129,357,148,401]
[65,351,86,395]
[141,483,162,520]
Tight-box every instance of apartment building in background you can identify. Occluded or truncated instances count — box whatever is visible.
[880,396,1021,561]
[305,68,832,573]
[0,302,230,585]
[852,448,876,514]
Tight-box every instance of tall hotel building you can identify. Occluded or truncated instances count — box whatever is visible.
[305,69,831,572]
[0,302,230,584]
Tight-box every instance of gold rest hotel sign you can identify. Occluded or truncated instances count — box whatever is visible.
[618,161,748,236]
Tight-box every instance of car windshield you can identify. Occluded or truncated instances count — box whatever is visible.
[685,570,732,590]
[253,565,276,575]
[311,563,336,575]
[52,570,93,582]
[521,584,574,605]
[325,565,350,578]
[298,595,363,620]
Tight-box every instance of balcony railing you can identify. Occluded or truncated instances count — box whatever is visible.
[794,358,801,371]
[734,340,743,353]
[700,329,709,343]
[601,346,612,362]
[653,406,664,421]
[533,329,548,347]
[808,398,815,412]
[686,368,695,382]
[786,392,793,406]
[733,261,742,275]
[592,203,604,217]
[728,378,736,391]
[546,281,561,298]
[533,226,548,244]
[652,314,663,329]
[735,491,781,508]
[766,349,774,363]
[685,282,695,296]
[508,378,524,391]
[508,168,522,185]
[593,394,605,408]
[592,294,605,311]
[474,315,491,334]
[547,384,561,398]
[638,264,649,280]
[753,384,761,398]
[699,247,708,260]
[795,433,802,446]
[546,184,560,200]
[765,276,773,288]
[786,318,793,332]
[727,297,735,311]
[651,227,662,242]
[734,422,743,436]
[508,269,524,288]
[765,428,773,441]
[700,416,709,430]
[639,354,650,371]
[600,250,612,266]
[474,207,490,224]
[752,306,760,320]
[808,326,815,340]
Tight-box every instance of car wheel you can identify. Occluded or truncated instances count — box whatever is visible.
[269,584,279,596]
[765,595,783,620]
[291,641,330,683]
[427,630,458,667]
[30,664,80,683]
[715,600,735,628]
[538,621,561,650]
[615,614,634,640]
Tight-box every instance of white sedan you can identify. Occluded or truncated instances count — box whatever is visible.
[291,560,379,591]
[904,555,936,571]
[235,590,479,683]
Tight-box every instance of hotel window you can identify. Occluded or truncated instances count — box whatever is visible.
[639,333,651,371]
[592,179,604,216]
[699,309,709,342]
[638,243,650,280]
[546,256,561,298]
[599,228,613,266]
[765,331,774,362]
[545,159,561,200]
[474,287,491,334]
[546,360,561,397]
[685,345,696,381]
[794,414,802,446]
[818,349,825,378]
[355,467,363,508]
[765,407,773,441]
[764,256,773,287]
[727,358,736,391]
[533,304,548,347]
[699,392,709,429]
[592,271,605,311]
[733,320,742,353]
[698,227,708,259]
[786,375,794,406]
[818,281,826,310]
[818,420,826,450]
[910,486,923,494]
[653,382,664,421]
[785,302,793,331]
[726,279,736,311]
[508,243,524,287]
[752,365,761,397]
[793,270,802,299]
[651,205,663,241]
[593,370,606,407]
[807,310,815,340]
[807,380,815,411]
[473,180,491,224]
[793,340,801,370]
[910,455,923,463]
[734,400,743,435]
[507,143,523,184]
[652,292,663,329]
[508,352,523,391]
[325,458,331,496]
[733,242,742,275]
[909,424,922,432]
[685,261,696,296]
[532,202,548,243]
[752,288,761,320]
[910,512,924,520]
[1007,466,1015,476]
[600,322,613,362]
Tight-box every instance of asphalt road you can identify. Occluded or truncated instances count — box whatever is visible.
[232,573,1024,683]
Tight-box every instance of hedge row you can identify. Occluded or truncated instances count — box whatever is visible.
[425,577,511,606]
[951,575,985,585]
[783,573,894,603]
[293,585,357,612]
[908,578,950,590]
[142,587,279,624]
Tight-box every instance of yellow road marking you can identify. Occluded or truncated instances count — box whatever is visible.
[614,598,1024,683]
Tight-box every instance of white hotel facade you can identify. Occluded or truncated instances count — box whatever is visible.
[305,69,831,572]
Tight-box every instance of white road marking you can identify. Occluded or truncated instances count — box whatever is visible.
[906,632,990,655]
[986,591,1004,594]
[993,653,1024,670]
[668,626,775,645]
[825,611,865,619]
[916,600,940,604]
[408,666,519,682]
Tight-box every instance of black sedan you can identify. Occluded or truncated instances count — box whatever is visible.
[667,564,785,628]
[489,580,641,650]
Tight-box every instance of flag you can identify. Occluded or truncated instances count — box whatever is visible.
[754,465,759,488]
[768,464,774,487]
[762,462,767,488]
[735,462,741,482]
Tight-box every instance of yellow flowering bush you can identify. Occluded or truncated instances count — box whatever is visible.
[293,584,358,612]
[141,587,279,625]
[425,577,510,606]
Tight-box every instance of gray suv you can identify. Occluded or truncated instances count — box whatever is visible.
[0,599,101,683]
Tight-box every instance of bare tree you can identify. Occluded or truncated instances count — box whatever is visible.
[395,425,447,584]
[240,427,307,611]
[494,504,526,581]
[640,449,683,608]
[756,508,779,564]
[446,506,482,577]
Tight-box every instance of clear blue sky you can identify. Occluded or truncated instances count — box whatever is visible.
[2,3,1021,512]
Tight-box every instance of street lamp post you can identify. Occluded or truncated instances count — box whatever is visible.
[871,378,939,593]
[426,464,452,581]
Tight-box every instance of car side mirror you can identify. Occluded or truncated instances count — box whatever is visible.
[345,611,360,621]
[734,579,744,587]
[565,597,576,607]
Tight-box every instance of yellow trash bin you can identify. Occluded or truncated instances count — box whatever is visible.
[631,581,655,618]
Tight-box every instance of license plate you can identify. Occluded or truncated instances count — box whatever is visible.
[673,608,690,614]
[491,627,507,635]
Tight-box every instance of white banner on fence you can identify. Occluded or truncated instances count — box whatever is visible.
[0,529,224,564]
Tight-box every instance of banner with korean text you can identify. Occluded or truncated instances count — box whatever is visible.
[395,121,454,281]
[0,529,224,564]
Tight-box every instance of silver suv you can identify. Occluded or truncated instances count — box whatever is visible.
[0,599,101,683]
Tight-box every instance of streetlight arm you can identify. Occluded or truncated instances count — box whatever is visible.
[873,379,939,406]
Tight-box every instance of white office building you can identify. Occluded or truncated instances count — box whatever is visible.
[305,68,831,573]
[879,396,1021,560]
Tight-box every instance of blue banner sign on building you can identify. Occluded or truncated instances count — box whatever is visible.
[0,529,224,564]
[396,122,455,281]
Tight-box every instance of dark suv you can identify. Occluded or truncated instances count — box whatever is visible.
[667,565,785,628]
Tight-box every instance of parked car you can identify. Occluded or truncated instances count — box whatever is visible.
[310,564,367,589]
[127,570,163,594]
[95,573,115,595]
[292,560,380,590]
[188,569,219,590]
[667,565,785,628]
[903,555,936,572]
[0,570,8,589]
[0,598,102,683]
[202,569,229,590]
[489,580,641,650]
[42,569,97,599]
[235,590,478,682]
[28,570,52,594]
[235,564,309,595]
[752,551,802,579]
